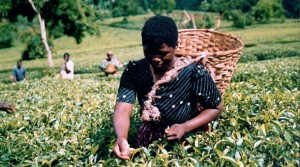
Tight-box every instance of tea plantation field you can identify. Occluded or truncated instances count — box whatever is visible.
[0,14,299,166]
[0,56,299,166]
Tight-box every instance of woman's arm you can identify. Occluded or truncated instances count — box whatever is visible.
[65,62,71,73]
[113,102,133,160]
[165,102,223,140]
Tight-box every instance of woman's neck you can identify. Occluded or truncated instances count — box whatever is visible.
[153,56,178,81]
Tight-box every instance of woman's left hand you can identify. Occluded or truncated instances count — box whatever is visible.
[165,123,187,140]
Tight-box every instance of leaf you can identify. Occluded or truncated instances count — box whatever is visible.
[237,160,245,167]
[242,137,253,147]
[284,131,292,143]
[199,154,211,162]
[223,147,230,156]
[254,140,262,149]
[90,144,99,155]
[215,148,223,157]
[236,138,243,146]
[271,121,282,135]
[219,156,237,165]
[235,150,241,160]
[261,124,267,136]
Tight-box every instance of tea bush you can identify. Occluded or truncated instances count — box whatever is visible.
[0,57,299,166]
[239,42,300,63]
[0,14,299,166]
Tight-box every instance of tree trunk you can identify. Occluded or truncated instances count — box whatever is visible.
[28,0,54,67]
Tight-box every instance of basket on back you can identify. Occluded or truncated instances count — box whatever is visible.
[175,28,244,95]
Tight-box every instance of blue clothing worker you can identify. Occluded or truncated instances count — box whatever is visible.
[13,61,26,82]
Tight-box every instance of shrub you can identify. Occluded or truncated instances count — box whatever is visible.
[255,50,299,60]
[185,14,214,29]
[252,0,285,23]
[22,34,46,60]
[245,12,254,26]
[0,57,299,166]
[231,10,246,28]
[199,0,210,11]
[0,22,16,48]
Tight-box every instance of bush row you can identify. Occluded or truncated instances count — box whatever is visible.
[0,57,299,166]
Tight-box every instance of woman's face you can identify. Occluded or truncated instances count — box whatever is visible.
[143,43,176,73]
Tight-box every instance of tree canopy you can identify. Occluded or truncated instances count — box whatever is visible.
[0,0,297,64]
[0,0,99,66]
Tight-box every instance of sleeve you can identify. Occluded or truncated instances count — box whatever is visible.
[13,68,17,76]
[100,60,106,69]
[191,64,222,109]
[67,61,74,72]
[116,61,137,104]
[113,59,120,68]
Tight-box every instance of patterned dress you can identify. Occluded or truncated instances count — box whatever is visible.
[116,58,221,126]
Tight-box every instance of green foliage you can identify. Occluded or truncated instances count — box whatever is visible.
[40,0,100,44]
[254,43,300,60]
[283,0,300,18]
[183,14,215,29]
[0,57,299,166]
[0,13,299,166]
[199,0,210,11]
[252,0,285,23]
[239,42,300,63]
[0,0,12,18]
[245,12,254,26]
[210,0,246,15]
[1,0,100,46]
[22,34,46,60]
[151,0,176,15]
[111,0,147,17]
[231,10,246,28]
[175,0,200,10]
[0,22,16,48]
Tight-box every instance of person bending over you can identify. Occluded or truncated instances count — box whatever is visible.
[112,15,223,160]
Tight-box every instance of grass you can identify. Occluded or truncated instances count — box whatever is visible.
[0,14,299,70]
[0,13,299,83]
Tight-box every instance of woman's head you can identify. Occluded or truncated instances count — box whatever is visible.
[63,53,70,61]
[141,15,178,49]
[141,16,178,73]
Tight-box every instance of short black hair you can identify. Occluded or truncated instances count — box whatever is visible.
[141,15,178,49]
[63,53,70,58]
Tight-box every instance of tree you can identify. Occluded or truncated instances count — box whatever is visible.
[282,0,299,18]
[210,0,247,16]
[175,0,200,10]
[199,0,210,11]
[151,0,176,15]
[0,0,99,67]
[252,0,284,23]
[28,0,53,67]
[110,0,148,17]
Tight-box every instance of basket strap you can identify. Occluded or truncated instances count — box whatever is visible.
[142,52,212,122]
[211,19,221,30]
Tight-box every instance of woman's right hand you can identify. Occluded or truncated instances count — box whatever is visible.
[113,137,131,160]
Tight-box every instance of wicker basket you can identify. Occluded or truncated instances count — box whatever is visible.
[175,28,244,95]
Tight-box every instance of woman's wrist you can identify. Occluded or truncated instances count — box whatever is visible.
[183,121,192,133]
